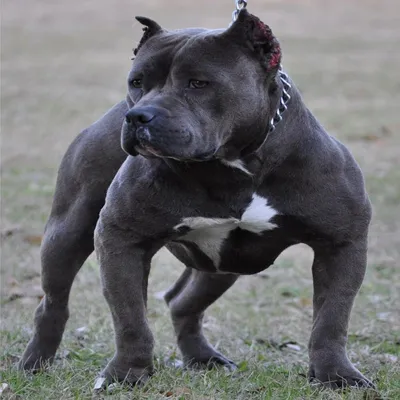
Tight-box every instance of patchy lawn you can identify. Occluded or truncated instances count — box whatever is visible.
[1,0,399,399]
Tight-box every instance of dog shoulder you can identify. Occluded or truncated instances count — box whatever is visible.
[270,129,371,244]
[307,133,372,241]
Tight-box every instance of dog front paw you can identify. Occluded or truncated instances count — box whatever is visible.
[308,359,375,389]
[94,356,153,391]
[18,337,56,372]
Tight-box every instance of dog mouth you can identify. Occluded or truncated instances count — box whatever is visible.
[134,143,163,158]
[128,126,217,162]
[134,142,215,162]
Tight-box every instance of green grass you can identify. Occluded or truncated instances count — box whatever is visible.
[1,0,400,398]
[1,349,396,399]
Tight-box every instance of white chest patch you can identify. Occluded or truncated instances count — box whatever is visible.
[174,194,278,267]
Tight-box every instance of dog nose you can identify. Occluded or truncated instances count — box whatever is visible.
[125,108,156,125]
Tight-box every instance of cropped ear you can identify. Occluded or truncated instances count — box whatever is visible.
[133,16,163,56]
[222,9,281,72]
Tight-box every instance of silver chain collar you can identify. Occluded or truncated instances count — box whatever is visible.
[269,69,291,132]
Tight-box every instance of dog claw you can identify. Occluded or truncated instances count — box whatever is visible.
[93,377,107,392]
[222,362,238,373]
[93,378,121,395]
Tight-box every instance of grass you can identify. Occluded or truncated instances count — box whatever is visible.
[1,0,400,399]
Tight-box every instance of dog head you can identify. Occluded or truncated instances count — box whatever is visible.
[121,10,282,161]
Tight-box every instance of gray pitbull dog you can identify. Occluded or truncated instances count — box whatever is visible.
[19,10,374,389]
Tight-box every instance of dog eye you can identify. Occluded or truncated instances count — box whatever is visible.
[130,79,142,88]
[189,80,209,89]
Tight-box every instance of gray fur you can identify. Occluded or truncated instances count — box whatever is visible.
[19,10,373,390]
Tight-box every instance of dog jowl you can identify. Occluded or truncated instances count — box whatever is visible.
[19,10,374,390]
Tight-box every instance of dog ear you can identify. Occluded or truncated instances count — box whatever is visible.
[222,9,281,72]
[133,16,163,56]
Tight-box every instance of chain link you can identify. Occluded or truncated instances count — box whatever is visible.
[232,0,248,23]
[269,71,291,132]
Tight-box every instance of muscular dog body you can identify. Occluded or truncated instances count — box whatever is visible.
[19,11,373,389]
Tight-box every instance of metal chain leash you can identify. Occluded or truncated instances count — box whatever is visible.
[232,0,247,23]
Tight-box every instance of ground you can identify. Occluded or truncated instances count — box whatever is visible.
[1,0,399,399]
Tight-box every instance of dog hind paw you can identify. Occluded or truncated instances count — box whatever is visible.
[184,352,237,371]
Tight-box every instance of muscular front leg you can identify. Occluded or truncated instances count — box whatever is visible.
[95,220,155,385]
[309,238,374,388]
[165,268,238,369]
[19,101,127,371]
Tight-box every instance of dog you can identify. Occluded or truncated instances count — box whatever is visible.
[19,10,374,390]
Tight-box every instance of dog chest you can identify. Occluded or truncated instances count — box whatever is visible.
[172,194,278,270]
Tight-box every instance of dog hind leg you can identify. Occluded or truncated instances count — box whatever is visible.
[165,268,238,369]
